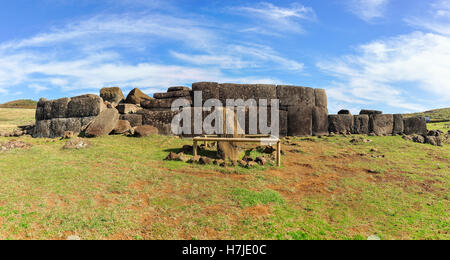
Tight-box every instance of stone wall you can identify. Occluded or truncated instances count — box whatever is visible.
[32,82,428,139]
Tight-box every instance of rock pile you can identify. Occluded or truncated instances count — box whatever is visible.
[0,140,32,151]
[403,130,447,146]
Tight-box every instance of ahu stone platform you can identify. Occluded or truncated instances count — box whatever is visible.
[32,82,428,139]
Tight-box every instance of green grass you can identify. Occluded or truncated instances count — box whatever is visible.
[0,108,35,132]
[0,134,448,240]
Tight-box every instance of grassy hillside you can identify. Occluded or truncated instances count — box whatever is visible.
[403,108,450,122]
[0,100,37,109]
[0,108,35,132]
[0,134,448,240]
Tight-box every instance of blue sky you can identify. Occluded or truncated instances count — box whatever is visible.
[0,0,449,113]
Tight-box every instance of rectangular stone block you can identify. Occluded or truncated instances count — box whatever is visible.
[393,114,404,135]
[137,109,181,125]
[312,106,329,136]
[67,94,105,118]
[314,89,327,108]
[141,97,192,109]
[404,117,427,135]
[328,114,353,134]
[153,90,191,99]
[117,103,139,114]
[370,114,394,135]
[219,84,277,105]
[192,82,220,106]
[277,85,315,107]
[288,105,313,136]
[353,115,369,134]
[120,114,143,127]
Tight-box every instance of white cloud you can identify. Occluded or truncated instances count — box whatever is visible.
[232,2,316,33]
[405,0,450,35]
[0,11,302,98]
[318,32,450,112]
[347,0,389,22]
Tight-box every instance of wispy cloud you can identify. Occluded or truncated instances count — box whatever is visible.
[347,0,389,22]
[0,11,303,98]
[405,0,450,35]
[317,31,450,112]
[231,2,316,34]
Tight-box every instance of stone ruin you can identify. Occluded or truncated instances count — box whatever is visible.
[31,82,432,142]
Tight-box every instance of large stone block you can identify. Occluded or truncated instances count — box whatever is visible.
[360,109,382,115]
[141,97,192,109]
[328,115,353,134]
[100,87,124,105]
[33,120,51,138]
[353,115,369,134]
[404,117,427,135]
[277,85,315,107]
[137,109,181,125]
[393,114,404,135]
[168,86,190,92]
[85,108,119,137]
[125,88,152,104]
[153,90,191,99]
[67,94,105,118]
[192,82,220,106]
[116,103,139,114]
[218,84,277,105]
[51,118,82,138]
[288,105,313,136]
[314,89,327,108]
[370,114,394,135]
[120,114,143,127]
[35,98,51,121]
[51,98,70,118]
[312,107,329,136]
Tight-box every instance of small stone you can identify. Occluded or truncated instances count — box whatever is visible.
[165,152,180,161]
[199,157,212,165]
[255,157,267,166]
[367,235,381,240]
[67,235,81,241]
[246,161,257,168]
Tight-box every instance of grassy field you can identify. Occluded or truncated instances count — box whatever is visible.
[0,133,448,240]
[0,108,449,240]
[404,107,450,122]
[0,108,36,132]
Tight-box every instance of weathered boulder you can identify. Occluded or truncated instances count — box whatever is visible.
[134,125,158,137]
[277,85,315,107]
[219,84,277,105]
[141,97,192,109]
[338,109,351,115]
[112,120,132,134]
[312,107,329,136]
[100,87,124,105]
[314,88,327,108]
[168,86,191,92]
[85,108,119,137]
[360,109,382,116]
[153,90,191,99]
[288,105,313,136]
[393,114,404,135]
[328,115,353,134]
[67,94,105,118]
[116,103,139,114]
[404,117,427,136]
[35,98,51,120]
[125,88,152,105]
[353,115,370,134]
[425,136,442,146]
[370,114,394,135]
[119,114,142,127]
[192,82,220,106]
[412,135,425,144]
